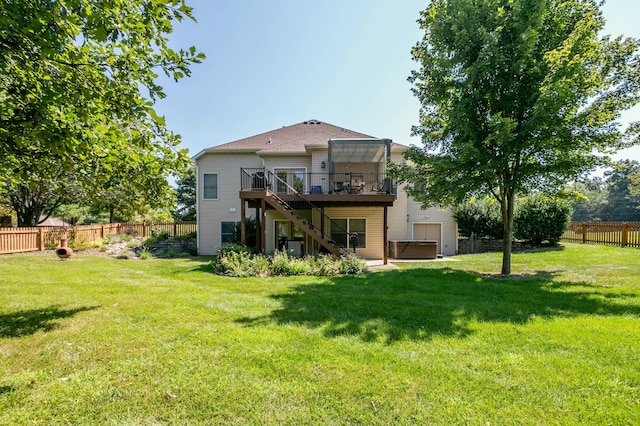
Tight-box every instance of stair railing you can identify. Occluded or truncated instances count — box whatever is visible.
[241,168,353,253]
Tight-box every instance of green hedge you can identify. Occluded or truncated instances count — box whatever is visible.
[514,195,572,245]
[455,195,572,245]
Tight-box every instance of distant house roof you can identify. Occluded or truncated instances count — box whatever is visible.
[193,119,406,159]
[38,216,69,227]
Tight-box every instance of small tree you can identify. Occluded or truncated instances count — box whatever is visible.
[232,217,257,249]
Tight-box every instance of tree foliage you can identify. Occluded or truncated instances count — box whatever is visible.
[454,198,503,239]
[391,0,640,274]
[0,0,204,223]
[173,165,196,221]
[513,195,572,245]
[570,160,640,221]
[602,160,640,221]
[568,176,608,221]
[3,172,83,226]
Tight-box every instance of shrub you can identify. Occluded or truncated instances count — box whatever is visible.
[143,232,170,248]
[338,253,368,275]
[454,199,503,239]
[232,217,256,247]
[117,249,136,259]
[138,251,152,260]
[514,195,572,246]
[151,228,170,240]
[127,239,142,248]
[309,255,341,276]
[270,250,312,276]
[211,245,261,277]
[175,231,197,241]
[210,247,367,277]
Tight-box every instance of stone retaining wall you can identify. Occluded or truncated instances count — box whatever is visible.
[457,239,537,255]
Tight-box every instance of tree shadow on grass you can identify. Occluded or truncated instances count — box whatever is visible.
[0,305,99,338]
[236,268,639,344]
[182,256,216,273]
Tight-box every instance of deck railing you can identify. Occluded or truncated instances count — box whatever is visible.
[240,169,391,195]
[561,221,640,248]
[241,168,356,253]
[0,222,197,255]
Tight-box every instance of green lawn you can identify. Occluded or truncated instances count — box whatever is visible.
[1,244,639,424]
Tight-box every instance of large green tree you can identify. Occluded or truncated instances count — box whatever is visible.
[391,0,640,274]
[0,0,204,220]
[602,160,640,221]
[569,176,608,221]
[2,170,84,226]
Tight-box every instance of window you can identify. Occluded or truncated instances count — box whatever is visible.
[331,218,366,249]
[203,174,218,200]
[274,168,305,194]
[221,221,238,245]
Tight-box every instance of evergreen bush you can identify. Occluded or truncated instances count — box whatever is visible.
[454,199,503,239]
[514,195,572,245]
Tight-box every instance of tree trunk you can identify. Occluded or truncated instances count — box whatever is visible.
[109,208,115,224]
[501,192,515,275]
[16,206,42,227]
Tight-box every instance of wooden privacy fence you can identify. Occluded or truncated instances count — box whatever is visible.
[0,222,197,255]
[561,222,640,248]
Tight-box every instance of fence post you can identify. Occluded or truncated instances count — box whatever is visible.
[622,222,629,247]
[101,225,105,239]
[38,228,45,251]
[582,222,587,244]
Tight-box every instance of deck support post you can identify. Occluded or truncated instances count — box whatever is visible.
[261,198,267,252]
[383,206,388,265]
[241,200,246,246]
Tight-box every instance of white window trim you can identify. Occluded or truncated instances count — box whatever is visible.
[332,217,367,249]
[220,220,238,245]
[203,173,219,200]
[272,167,307,194]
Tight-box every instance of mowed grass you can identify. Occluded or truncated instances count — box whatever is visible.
[0,244,638,425]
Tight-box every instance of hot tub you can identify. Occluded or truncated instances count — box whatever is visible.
[389,240,438,259]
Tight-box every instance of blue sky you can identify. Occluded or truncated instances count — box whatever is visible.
[155,0,640,163]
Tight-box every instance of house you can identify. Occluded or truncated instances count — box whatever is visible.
[193,119,457,262]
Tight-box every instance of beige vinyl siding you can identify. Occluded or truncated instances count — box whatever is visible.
[263,156,312,193]
[197,152,262,255]
[386,151,408,241]
[264,156,312,172]
[265,210,315,254]
[311,150,329,174]
[324,207,385,259]
[406,200,457,256]
[267,207,387,259]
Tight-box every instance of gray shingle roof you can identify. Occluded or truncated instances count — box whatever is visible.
[208,120,376,153]
[193,119,407,160]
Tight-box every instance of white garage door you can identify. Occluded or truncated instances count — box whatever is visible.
[413,223,442,254]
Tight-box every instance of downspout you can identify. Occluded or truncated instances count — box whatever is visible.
[195,164,200,254]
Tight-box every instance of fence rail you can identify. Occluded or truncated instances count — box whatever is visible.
[0,222,197,255]
[561,221,640,248]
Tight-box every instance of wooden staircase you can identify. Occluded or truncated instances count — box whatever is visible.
[264,191,344,256]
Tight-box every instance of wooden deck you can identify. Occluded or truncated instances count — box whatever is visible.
[240,190,395,208]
